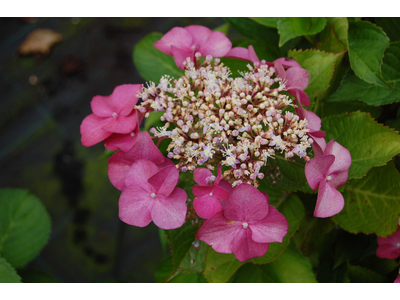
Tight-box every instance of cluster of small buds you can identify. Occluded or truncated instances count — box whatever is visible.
[137,54,312,187]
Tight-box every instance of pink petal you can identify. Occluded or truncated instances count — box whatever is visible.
[250,206,289,244]
[225,47,250,61]
[171,45,193,70]
[376,243,400,259]
[288,88,310,107]
[156,157,175,170]
[314,180,345,218]
[124,131,165,165]
[232,228,269,262]
[330,169,349,189]
[200,31,232,57]
[224,183,269,222]
[153,27,193,56]
[296,106,321,131]
[273,57,302,69]
[108,151,133,191]
[192,185,214,197]
[395,273,400,283]
[80,113,113,147]
[197,211,242,254]
[274,61,286,80]
[101,111,138,134]
[311,136,327,157]
[285,67,309,90]
[148,165,179,197]
[193,195,223,219]
[91,95,114,117]
[119,185,154,227]
[305,155,335,190]
[324,140,352,174]
[104,130,138,153]
[219,180,234,195]
[214,167,223,185]
[184,25,212,47]
[151,187,187,230]
[111,84,142,116]
[213,185,230,201]
[247,45,260,63]
[125,159,159,192]
[193,168,213,186]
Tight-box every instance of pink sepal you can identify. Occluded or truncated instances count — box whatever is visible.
[313,180,345,218]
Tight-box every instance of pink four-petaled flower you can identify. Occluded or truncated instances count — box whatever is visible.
[154,25,232,70]
[80,84,142,147]
[305,139,351,218]
[197,183,288,262]
[119,159,187,230]
[376,224,400,260]
[192,167,233,219]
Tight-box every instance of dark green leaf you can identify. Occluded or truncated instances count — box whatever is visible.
[178,240,207,273]
[258,243,317,283]
[322,112,400,179]
[249,17,279,28]
[0,189,51,269]
[327,71,400,106]
[165,222,197,271]
[154,256,174,283]
[322,100,382,119]
[347,264,386,283]
[347,21,390,87]
[233,263,274,283]
[133,32,184,83]
[263,155,314,193]
[277,17,327,47]
[251,194,305,264]
[0,257,21,283]
[169,272,208,283]
[333,162,400,236]
[375,17,400,42]
[203,249,243,283]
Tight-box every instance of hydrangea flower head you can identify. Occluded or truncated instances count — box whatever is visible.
[376,225,400,259]
[80,84,142,147]
[154,25,232,69]
[305,139,351,218]
[197,183,288,262]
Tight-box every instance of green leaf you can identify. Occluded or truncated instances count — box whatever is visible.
[277,17,327,47]
[347,21,390,87]
[326,71,400,106]
[169,272,208,283]
[317,24,347,54]
[0,257,21,283]
[326,17,349,49]
[322,112,400,179]
[317,17,349,53]
[375,17,400,42]
[322,100,382,119]
[143,111,165,132]
[382,42,400,84]
[165,222,197,271]
[260,243,318,283]
[0,189,51,269]
[249,17,279,28]
[203,249,243,283]
[224,17,280,44]
[213,23,229,35]
[257,183,288,207]
[178,240,207,273]
[154,256,174,283]
[251,194,305,264]
[288,49,341,101]
[263,155,314,193]
[133,32,184,83]
[332,162,400,236]
[346,264,386,283]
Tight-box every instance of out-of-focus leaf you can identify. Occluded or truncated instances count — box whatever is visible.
[249,17,279,28]
[0,189,51,269]
[133,32,184,83]
[375,17,400,42]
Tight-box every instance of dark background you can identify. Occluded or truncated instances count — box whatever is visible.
[0,17,224,283]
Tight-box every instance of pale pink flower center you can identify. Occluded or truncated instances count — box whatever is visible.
[151,193,157,198]
[112,112,118,119]
[242,222,248,229]
[326,175,332,181]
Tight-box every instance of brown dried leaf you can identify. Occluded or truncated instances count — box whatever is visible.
[19,29,62,56]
